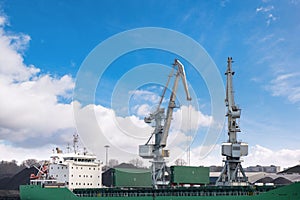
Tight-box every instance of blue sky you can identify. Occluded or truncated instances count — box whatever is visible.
[0,0,300,168]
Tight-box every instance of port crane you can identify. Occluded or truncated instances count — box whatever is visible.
[216,57,248,186]
[139,59,191,188]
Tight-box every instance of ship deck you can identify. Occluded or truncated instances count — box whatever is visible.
[20,182,300,200]
[73,185,275,198]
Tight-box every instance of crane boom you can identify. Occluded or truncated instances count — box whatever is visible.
[160,59,191,147]
[225,57,241,120]
[139,59,192,187]
[216,57,248,186]
[176,59,192,101]
[225,57,241,143]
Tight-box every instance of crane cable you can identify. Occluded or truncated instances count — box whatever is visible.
[145,66,175,145]
[157,66,174,111]
[187,100,192,166]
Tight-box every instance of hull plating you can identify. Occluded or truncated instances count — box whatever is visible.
[20,182,300,200]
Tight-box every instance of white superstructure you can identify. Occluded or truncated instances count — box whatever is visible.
[49,151,102,189]
[30,134,102,190]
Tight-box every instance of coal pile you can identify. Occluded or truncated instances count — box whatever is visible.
[278,165,300,174]
[255,176,273,184]
[271,177,292,185]
[0,190,20,200]
[0,167,37,190]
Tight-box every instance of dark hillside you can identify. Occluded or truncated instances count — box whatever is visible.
[0,161,25,179]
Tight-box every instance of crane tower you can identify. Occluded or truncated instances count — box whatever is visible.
[216,57,248,186]
[139,59,191,188]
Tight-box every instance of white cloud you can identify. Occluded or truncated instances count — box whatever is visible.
[0,15,75,147]
[169,144,300,169]
[256,5,274,13]
[0,12,298,172]
[220,0,230,7]
[267,73,300,104]
[73,102,153,164]
[245,145,300,169]
[255,5,277,26]
[0,31,38,82]
[0,141,53,164]
[136,104,151,116]
[73,101,213,165]
[0,16,7,26]
[172,105,212,132]
[0,17,213,165]
[266,13,277,26]
[129,89,160,103]
[259,34,274,42]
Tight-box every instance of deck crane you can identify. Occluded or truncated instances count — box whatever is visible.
[216,57,248,186]
[139,59,191,188]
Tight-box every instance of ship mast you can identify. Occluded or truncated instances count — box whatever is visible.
[216,57,248,186]
[73,134,79,154]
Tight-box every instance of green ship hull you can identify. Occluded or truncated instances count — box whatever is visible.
[20,182,300,200]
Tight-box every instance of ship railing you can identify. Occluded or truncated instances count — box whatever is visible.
[73,186,261,198]
[30,179,57,185]
[30,179,66,188]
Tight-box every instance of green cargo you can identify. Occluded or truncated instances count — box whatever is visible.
[170,166,209,185]
[113,168,152,187]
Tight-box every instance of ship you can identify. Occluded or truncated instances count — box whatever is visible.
[20,58,300,200]
[19,140,300,200]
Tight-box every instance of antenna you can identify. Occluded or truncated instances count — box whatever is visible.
[73,133,79,154]
[67,143,71,153]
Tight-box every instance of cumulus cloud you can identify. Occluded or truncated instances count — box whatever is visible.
[73,102,153,164]
[172,105,212,132]
[0,33,38,82]
[0,13,298,170]
[73,100,213,165]
[128,89,163,117]
[170,144,300,169]
[0,15,75,148]
[0,141,53,163]
[245,145,300,169]
[136,104,151,116]
[0,16,213,164]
